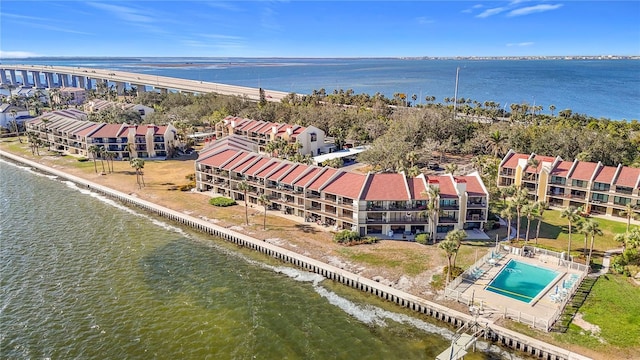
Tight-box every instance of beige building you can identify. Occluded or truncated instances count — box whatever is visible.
[214,116,326,156]
[498,150,640,218]
[55,87,87,105]
[196,135,490,239]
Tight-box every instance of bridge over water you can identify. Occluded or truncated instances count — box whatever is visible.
[0,64,291,102]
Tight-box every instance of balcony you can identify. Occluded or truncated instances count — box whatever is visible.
[438,217,458,224]
[467,201,486,209]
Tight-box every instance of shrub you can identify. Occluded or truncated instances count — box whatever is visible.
[333,230,360,244]
[209,197,237,207]
[415,233,429,245]
[77,157,89,162]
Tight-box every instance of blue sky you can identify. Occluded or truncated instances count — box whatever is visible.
[1,1,638,58]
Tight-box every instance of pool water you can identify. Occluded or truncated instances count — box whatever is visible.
[485,259,558,303]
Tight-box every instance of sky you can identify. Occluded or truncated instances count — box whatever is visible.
[1,1,639,58]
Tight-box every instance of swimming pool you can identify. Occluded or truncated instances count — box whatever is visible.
[485,259,559,303]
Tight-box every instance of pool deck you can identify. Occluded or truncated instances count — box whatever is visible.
[458,252,583,325]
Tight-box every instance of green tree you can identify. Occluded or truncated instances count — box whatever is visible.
[533,201,547,244]
[420,185,440,244]
[584,219,603,267]
[237,180,250,226]
[561,206,582,258]
[513,188,530,241]
[438,238,458,286]
[88,144,101,173]
[258,194,269,230]
[488,130,507,158]
[448,229,468,270]
[130,157,145,189]
[522,203,535,243]
[500,203,515,241]
[620,203,639,233]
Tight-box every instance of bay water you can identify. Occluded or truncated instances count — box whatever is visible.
[2,57,638,120]
[0,159,511,359]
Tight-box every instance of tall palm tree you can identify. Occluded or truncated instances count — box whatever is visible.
[438,238,458,286]
[130,157,145,189]
[258,194,269,230]
[237,180,250,225]
[533,201,548,244]
[585,220,603,268]
[88,144,100,173]
[522,204,535,243]
[448,229,468,271]
[513,188,530,241]
[499,185,516,206]
[620,203,639,233]
[500,203,515,241]
[444,163,458,175]
[420,185,440,244]
[561,206,582,259]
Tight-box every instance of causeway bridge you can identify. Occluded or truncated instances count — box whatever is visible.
[0,64,291,101]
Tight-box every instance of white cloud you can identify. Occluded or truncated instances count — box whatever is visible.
[87,2,153,23]
[506,42,534,47]
[0,50,39,58]
[507,4,563,17]
[416,16,435,25]
[476,7,507,18]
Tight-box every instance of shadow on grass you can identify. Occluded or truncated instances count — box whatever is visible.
[538,221,564,239]
[294,224,318,234]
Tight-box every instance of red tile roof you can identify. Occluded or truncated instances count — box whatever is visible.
[593,165,617,184]
[525,155,555,173]
[502,153,529,169]
[361,173,409,201]
[230,153,260,172]
[255,161,280,178]
[267,163,293,181]
[74,123,101,137]
[280,164,310,185]
[615,167,640,188]
[570,161,598,181]
[89,124,126,138]
[292,167,322,187]
[221,151,250,170]
[457,175,486,196]
[244,158,272,176]
[199,149,240,167]
[551,160,573,177]
[432,175,458,198]
[322,172,366,199]
[407,177,429,200]
[308,168,338,191]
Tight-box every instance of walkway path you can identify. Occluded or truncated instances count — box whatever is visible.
[588,248,623,278]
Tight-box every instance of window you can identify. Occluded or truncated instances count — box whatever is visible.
[592,182,610,192]
[571,179,587,188]
[591,193,608,203]
[310,133,317,142]
[614,196,631,205]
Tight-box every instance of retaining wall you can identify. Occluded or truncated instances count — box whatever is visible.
[0,150,591,360]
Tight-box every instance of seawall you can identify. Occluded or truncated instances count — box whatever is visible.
[0,150,591,360]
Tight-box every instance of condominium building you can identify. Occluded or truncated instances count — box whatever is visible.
[214,116,327,156]
[84,99,154,120]
[498,150,640,218]
[55,87,87,105]
[25,109,177,160]
[196,135,489,238]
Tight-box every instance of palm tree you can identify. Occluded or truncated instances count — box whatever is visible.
[88,144,101,173]
[420,185,440,244]
[499,185,516,206]
[549,104,556,117]
[448,229,468,271]
[406,150,418,168]
[237,180,250,225]
[488,130,507,158]
[130,157,145,189]
[500,203,515,241]
[585,220,603,268]
[258,194,269,230]
[438,238,458,286]
[513,188,529,241]
[533,201,548,244]
[561,206,582,259]
[620,203,639,233]
[522,204,535,243]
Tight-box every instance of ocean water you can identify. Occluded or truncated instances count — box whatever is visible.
[2,57,638,120]
[0,159,510,359]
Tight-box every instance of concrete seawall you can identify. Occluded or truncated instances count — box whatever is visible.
[0,150,591,360]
